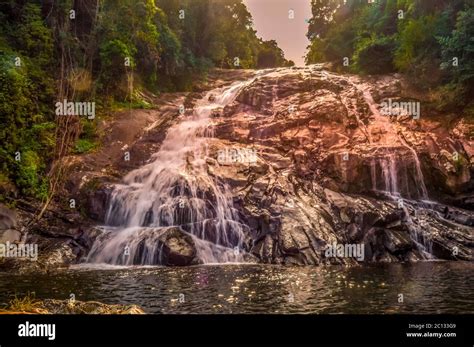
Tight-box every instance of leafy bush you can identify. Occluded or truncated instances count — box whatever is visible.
[439,8,474,93]
[16,150,49,199]
[0,3,54,200]
[354,36,396,74]
[306,0,473,110]
[73,139,97,154]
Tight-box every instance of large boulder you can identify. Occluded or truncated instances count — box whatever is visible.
[0,204,21,244]
[157,227,198,266]
[0,204,17,230]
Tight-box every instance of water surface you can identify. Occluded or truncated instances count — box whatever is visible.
[0,262,472,314]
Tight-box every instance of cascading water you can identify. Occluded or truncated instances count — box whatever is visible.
[372,152,399,197]
[356,85,428,200]
[87,79,256,265]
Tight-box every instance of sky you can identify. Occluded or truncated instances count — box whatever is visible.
[243,0,312,66]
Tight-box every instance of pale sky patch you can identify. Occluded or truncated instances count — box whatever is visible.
[243,0,312,66]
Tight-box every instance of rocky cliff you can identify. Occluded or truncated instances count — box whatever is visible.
[1,66,472,271]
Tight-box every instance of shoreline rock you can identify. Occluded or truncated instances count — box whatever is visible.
[0,298,144,314]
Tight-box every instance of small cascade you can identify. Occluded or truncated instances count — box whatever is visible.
[369,150,428,200]
[409,227,435,259]
[87,78,257,265]
[397,136,429,200]
[352,80,435,258]
[376,153,399,197]
[401,205,435,260]
[346,78,429,201]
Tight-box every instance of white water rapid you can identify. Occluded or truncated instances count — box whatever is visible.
[87,78,256,265]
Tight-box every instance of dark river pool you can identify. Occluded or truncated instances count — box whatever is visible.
[0,261,472,314]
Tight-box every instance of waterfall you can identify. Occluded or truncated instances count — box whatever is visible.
[350,79,434,258]
[87,79,256,265]
[377,153,399,196]
[397,136,429,200]
[353,82,428,200]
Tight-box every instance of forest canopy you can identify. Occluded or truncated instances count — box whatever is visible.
[305,0,474,111]
[0,0,292,200]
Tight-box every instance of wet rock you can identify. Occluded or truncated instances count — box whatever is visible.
[157,227,198,266]
[0,203,21,243]
[261,234,274,263]
[0,204,17,230]
[85,182,114,223]
[0,229,21,243]
[383,229,412,254]
[0,243,76,274]
[9,66,472,269]
[76,227,105,251]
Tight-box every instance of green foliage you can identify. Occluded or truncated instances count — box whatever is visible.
[305,0,473,110]
[439,8,474,92]
[156,0,291,73]
[95,0,291,94]
[98,39,137,97]
[307,19,356,65]
[257,40,290,68]
[395,16,437,71]
[305,38,326,64]
[0,2,55,199]
[0,0,290,199]
[354,35,396,74]
[73,139,97,154]
[73,119,98,154]
[15,150,49,200]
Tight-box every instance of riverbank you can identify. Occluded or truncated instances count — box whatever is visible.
[0,295,144,314]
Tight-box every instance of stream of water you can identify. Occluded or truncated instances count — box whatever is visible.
[87,79,257,265]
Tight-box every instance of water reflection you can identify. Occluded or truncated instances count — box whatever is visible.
[0,262,472,314]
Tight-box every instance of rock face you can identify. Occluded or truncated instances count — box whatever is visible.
[203,65,473,264]
[76,66,474,265]
[4,66,473,270]
[0,204,17,230]
[0,204,21,243]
